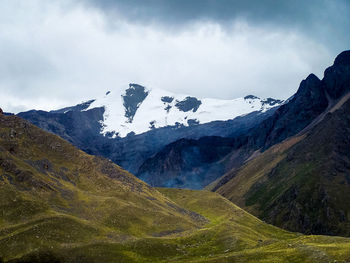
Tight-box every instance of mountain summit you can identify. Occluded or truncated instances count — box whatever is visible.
[84,84,283,137]
[210,50,350,236]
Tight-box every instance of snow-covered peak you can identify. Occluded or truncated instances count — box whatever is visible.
[85,84,283,138]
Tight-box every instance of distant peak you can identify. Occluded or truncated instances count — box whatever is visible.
[261,98,283,106]
[305,73,320,83]
[334,50,350,66]
[298,74,321,91]
[295,73,323,98]
[128,83,148,91]
[244,95,259,100]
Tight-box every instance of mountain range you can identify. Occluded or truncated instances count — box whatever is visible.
[135,71,332,189]
[208,50,350,236]
[2,106,350,262]
[18,87,282,188]
[16,50,350,238]
[83,85,282,137]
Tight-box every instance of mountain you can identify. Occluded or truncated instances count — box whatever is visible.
[3,54,350,262]
[17,87,282,187]
[0,112,207,261]
[0,111,343,262]
[137,136,236,189]
[3,112,350,262]
[139,51,350,191]
[136,72,329,189]
[84,84,282,137]
[210,50,350,236]
[1,113,350,262]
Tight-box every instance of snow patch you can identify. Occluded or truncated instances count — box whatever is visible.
[86,84,283,137]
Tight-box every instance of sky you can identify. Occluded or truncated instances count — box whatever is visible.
[0,0,349,113]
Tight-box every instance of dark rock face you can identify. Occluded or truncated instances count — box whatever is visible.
[323,50,350,100]
[334,50,350,67]
[244,95,283,107]
[261,98,284,107]
[0,108,3,115]
[161,96,174,103]
[138,137,236,189]
[247,51,350,152]
[17,107,107,159]
[244,95,259,100]
[162,96,174,112]
[175,97,202,112]
[123,84,149,122]
[248,73,329,149]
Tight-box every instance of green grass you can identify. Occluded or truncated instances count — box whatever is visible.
[3,188,350,262]
[2,114,350,262]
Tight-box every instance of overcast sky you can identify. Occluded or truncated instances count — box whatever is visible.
[1,0,349,113]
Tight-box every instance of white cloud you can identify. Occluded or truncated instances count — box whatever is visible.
[0,0,334,113]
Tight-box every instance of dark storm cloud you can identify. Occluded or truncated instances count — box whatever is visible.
[84,0,326,23]
[0,0,349,113]
[84,0,350,50]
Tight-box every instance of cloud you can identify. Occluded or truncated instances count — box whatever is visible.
[84,0,350,50]
[0,0,347,113]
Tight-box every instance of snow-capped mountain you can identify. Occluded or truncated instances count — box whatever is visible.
[86,83,283,137]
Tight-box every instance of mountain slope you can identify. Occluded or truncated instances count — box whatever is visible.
[136,74,329,188]
[140,50,350,190]
[212,73,350,236]
[85,84,282,137]
[2,112,350,262]
[6,187,350,262]
[0,113,207,261]
[245,50,350,151]
[18,108,276,175]
[17,87,280,189]
[137,136,236,189]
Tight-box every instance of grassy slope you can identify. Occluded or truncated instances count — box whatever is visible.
[213,98,350,236]
[7,189,350,263]
[211,135,304,209]
[1,114,350,262]
[158,189,350,263]
[0,114,205,261]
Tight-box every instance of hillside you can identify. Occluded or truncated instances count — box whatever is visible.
[6,186,350,262]
[18,89,279,189]
[212,92,350,236]
[135,70,329,189]
[0,113,206,261]
[137,136,242,189]
[2,113,350,262]
[139,50,350,190]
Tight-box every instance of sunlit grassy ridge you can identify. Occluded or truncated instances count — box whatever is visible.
[212,99,350,237]
[5,188,350,262]
[1,114,350,262]
[0,114,204,262]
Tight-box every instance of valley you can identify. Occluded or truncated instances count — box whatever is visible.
[2,0,350,261]
[1,96,350,262]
